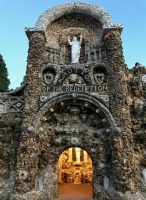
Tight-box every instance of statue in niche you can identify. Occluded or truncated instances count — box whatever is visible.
[63,74,85,85]
[68,34,82,64]
[94,73,105,85]
[43,72,54,85]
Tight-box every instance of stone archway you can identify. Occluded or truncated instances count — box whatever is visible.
[36,96,114,199]
[32,93,117,132]
[35,2,114,30]
[58,147,93,198]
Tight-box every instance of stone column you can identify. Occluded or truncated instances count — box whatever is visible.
[13,31,46,195]
[84,150,88,162]
[75,147,81,163]
[68,148,72,162]
[104,29,137,192]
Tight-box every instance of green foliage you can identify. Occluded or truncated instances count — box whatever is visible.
[0,54,10,92]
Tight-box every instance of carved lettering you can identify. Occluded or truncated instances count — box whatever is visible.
[42,84,108,92]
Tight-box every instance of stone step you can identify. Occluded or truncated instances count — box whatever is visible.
[55,198,93,200]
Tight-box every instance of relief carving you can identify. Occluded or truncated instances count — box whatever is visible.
[43,69,56,85]
[94,73,105,85]
[93,67,107,85]
[44,72,54,85]
[7,97,24,112]
[63,74,85,85]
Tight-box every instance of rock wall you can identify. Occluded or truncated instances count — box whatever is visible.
[12,32,46,195]
[0,2,146,200]
[104,30,137,192]
[0,112,22,200]
[127,65,146,196]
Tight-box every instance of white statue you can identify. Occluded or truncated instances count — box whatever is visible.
[103,176,109,190]
[68,34,82,64]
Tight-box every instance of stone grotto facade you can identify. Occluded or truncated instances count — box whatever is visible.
[0,2,146,200]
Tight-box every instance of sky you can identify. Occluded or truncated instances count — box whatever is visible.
[0,0,146,90]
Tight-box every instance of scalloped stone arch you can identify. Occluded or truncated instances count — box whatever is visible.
[35,2,114,30]
[32,93,117,132]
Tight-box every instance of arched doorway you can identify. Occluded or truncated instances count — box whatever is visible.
[58,147,93,198]
[35,94,116,199]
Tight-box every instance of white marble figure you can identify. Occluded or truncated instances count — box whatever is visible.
[68,34,82,64]
[103,176,110,190]
[38,179,43,191]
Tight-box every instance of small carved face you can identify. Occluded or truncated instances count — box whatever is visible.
[69,74,78,83]
[44,73,54,85]
[94,73,105,84]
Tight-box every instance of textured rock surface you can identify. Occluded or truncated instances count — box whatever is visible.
[35,2,114,30]
[0,2,146,200]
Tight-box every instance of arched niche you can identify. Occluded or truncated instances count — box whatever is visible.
[93,65,109,85]
[42,68,56,85]
[34,2,115,65]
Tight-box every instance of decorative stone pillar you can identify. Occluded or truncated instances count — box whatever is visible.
[84,150,88,162]
[75,147,81,163]
[104,29,137,192]
[85,41,90,62]
[60,43,66,64]
[68,148,72,162]
[13,31,46,195]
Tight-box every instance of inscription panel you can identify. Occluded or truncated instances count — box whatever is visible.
[41,64,109,107]
[42,84,108,93]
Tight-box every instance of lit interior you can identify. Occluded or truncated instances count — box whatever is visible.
[58,147,92,184]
